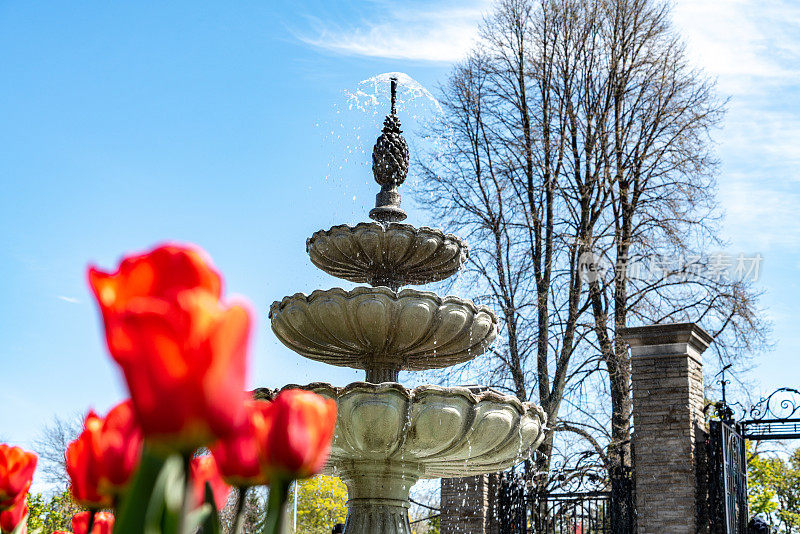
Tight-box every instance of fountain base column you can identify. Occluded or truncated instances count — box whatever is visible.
[337,462,420,534]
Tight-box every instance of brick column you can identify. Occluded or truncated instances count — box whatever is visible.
[440,474,499,534]
[619,323,712,534]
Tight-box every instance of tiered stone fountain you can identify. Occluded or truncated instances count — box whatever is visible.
[268,78,547,534]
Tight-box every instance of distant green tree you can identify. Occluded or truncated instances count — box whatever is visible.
[287,475,347,534]
[27,490,81,533]
[748,444,800,532]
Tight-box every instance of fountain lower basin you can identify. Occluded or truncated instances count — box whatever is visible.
[256,383,546,534]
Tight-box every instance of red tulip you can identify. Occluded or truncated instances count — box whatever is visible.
[88,244,251,451]
[0,499,27,534]
[71,511,114,534]
[190,455,231,511]
[211,400,273,486]
[263,390,337,480]
[0,445,36,510]
[65,412,112,510]
[66,401,143,508]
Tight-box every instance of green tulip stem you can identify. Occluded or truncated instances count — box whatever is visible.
[262,477,291,534]
[233,486,250,534]
[86,509,97,534]
[177,453,194,534]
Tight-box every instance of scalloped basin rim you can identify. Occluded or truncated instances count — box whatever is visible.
[259,381,548,480]
[259,381,546,420]
[305,221,468,255]
[268,286,497,319]
[305,222,470,288]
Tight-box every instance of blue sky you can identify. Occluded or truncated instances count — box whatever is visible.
[0,0,798,487]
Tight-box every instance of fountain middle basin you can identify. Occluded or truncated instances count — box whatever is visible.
[257,383,547,534]
[270,287,498,381]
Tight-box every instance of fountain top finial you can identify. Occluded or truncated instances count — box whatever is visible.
[369,76,410,223]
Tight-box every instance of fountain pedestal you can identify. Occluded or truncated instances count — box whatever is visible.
[269,77,547,533]
[338,462,418,534]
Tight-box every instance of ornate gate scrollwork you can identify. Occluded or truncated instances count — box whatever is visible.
[741,387,800,440]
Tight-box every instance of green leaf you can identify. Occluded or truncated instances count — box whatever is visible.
[115,447,170,534]
[184,503,212,534]
[145,455,184,534]
[261,478,291,534]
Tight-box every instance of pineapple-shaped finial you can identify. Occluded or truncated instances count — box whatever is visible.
[369,77,409,223]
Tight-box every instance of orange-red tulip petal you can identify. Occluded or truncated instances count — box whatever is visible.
[263,390,337,480]
[0,445,37,511]
[71,511,114,534]
[88,244,222,321]
[94,400,142,495]
[190,455,231,511]
[65,412,112,510]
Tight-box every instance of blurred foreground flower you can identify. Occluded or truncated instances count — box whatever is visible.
[84,243,337,534]
[88,244,250,452]
[66,401,143,508]
[0,445,36,510]
[0,500,27,534]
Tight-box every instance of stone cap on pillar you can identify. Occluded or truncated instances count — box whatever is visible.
[618,322,713,365]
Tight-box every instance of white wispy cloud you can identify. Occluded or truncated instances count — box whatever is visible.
[57,295,80,304]
[672,0,800,251]
[294,1,490,62]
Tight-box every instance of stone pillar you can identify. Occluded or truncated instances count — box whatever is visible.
[619,322,712,534]
[440,474,499,534]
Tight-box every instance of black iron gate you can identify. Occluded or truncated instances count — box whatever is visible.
[709,420,748,534]
[707,384,800,532]
[498,471,634,534]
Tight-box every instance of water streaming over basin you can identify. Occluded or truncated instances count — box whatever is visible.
[318,73,442,208]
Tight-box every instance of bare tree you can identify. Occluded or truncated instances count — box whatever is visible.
[578,0,768,471]
[418,0,768,499]
[33,413,83,487]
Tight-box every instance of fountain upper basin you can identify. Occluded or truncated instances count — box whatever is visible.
[306,222,468,288]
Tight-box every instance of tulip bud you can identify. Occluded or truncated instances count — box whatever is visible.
[212,400,273,487]
[66,400,143,508]
[263,390,337,480]
[190,455,231,511]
